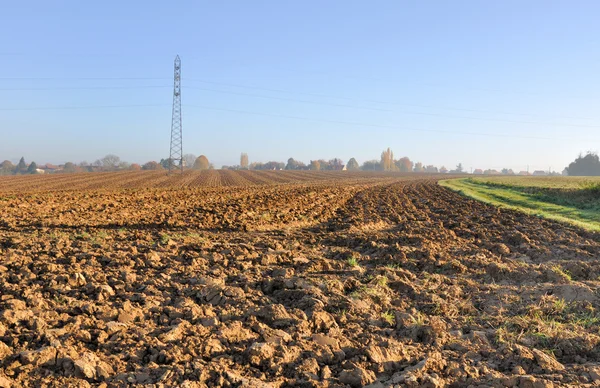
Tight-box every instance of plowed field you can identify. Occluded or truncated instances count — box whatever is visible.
[0,170,404,193]
[1,172,600,387]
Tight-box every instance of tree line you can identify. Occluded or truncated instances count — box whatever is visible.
[223,149,462,173]
[0,154,215,175]
[1,148,465,175]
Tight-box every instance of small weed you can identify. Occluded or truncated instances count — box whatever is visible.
[347,257,359,267]
[574,312,600,328]
[377,276,388,287]
[494,326,516,345]
[411,311,427,327]
[382,311,395,326]
[553,298,567,314]
[551,265,572,282]
[160,234,171,244]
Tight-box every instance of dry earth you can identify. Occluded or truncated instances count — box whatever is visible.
[1,171,600,387]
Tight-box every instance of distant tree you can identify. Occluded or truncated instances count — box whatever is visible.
[316,159,331,170]
[118,161,130,170]
[78,161,93,172]
[380,148,394,171]
[425,165,438,173]
[182,154,196,169]
[361,160,382,171]
[346,158,359,171]
[260,161,283,170]
[395,157,413,172]
[414,162,424,172]
[194,155,210,170]
[130,163,142,171]
[63,162,78,173]
[27,161,38,174]
[92,159,103,167]
[101,154,121,170]
[565,152,600,176]
[0,160,15,175]
[240,153,249,169]
[286,158,300,170]
[159,158,171,169]
[329,158,344,171]
[309,160,321,171]
[455,163,464,173]
[14,157,27,175]
[439,166,448,174]
[484,169,500,175]
[142,161,163,170]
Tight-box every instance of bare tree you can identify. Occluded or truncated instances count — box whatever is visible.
[182,154,197,169]
[101,154,121,169]
[240,153,249,169]
[309,160,321,171]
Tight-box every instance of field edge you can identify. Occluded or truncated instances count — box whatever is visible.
[439,178,600,232]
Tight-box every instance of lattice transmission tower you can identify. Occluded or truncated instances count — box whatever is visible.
[168,55,183,174]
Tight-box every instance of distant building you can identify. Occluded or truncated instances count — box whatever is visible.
[518,171,531,176]
[473,169,483,175]
[40,163,60,173]
[532,170,547,176]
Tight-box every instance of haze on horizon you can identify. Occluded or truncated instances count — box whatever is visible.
[1,1,599,172]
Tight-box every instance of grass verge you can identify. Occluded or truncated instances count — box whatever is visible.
[440,178,600,232]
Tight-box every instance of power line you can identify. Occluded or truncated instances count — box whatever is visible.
[1,82,597,128]
[0,104,169,111]
[184,86,390,112]
[183,78,596,122]
[183,103,597,142]
[0,77,170,80]
[183,85,600,129]
[0,76,595,121]
[0,85,171,91]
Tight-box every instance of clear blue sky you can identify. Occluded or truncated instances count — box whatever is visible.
[1,1,599,171]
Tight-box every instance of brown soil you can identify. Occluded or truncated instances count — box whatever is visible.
[1,172,599,387]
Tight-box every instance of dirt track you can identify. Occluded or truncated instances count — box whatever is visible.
[1,173,600,387]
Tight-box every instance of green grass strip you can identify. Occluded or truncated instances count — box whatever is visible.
[440,178,600,232]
